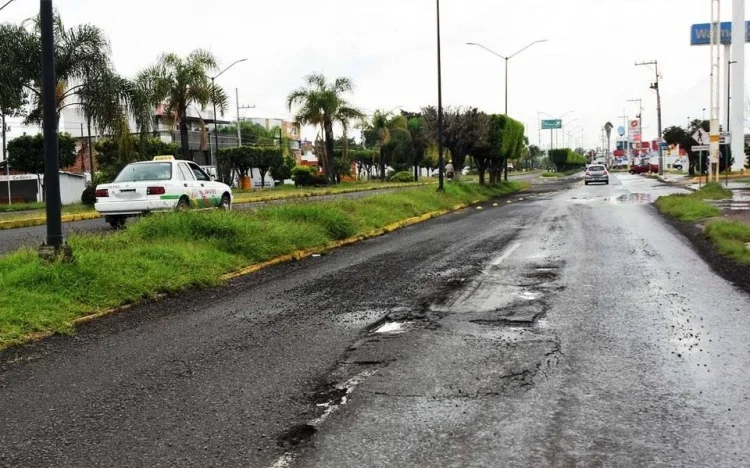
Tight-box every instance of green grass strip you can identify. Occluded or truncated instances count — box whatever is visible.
[654,183,730,222]
[0,181,525,347]
[705,219,750,265]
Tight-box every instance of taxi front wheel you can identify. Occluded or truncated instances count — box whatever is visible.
[220,194,231,211]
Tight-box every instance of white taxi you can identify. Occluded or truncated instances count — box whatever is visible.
[94,156,233,229]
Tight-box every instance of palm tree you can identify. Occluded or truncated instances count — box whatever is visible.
[13,14,150,136]
[369,110,410,181]
[137,50,228,160]
[287,73,360,184]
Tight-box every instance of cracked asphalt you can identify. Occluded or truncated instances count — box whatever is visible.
[2,173,749,467]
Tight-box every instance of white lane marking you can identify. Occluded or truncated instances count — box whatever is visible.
[490,242,522,266]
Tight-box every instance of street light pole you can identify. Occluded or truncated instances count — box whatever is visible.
[210,58,247,180]
[436,0,445,191]
[466,39,547,115]
[40,0,64,253]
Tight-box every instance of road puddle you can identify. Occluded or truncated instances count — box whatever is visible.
[604,193,652,204]
[375,321,410,334]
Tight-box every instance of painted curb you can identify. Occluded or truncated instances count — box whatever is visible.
[0,212,102,230]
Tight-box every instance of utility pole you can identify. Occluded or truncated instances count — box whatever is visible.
[436,0,445,191]
[636,60,663,176]
[39,0,66,256]
[618,112,628,165]
[2,112,9,205]
[727,60,736,185]
[709,0,721,183]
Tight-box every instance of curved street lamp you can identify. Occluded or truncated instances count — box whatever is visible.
[211,58,247,167]
[466,40,548,114]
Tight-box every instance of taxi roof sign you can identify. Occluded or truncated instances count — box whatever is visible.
[153,155,175,161]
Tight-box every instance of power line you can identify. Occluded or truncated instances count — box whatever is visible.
[0,0,19,12]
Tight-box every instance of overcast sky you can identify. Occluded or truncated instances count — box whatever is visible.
[2,0,748,149]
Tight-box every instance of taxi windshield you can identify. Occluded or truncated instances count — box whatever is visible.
[115,163,172,182]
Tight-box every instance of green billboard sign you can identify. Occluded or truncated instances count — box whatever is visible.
[541,119,562,130]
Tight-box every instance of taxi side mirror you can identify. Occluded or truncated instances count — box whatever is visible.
[210,174,217,181]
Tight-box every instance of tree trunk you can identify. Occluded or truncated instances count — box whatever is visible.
[324,122,335,185]
[379,146,386,182]
[479,170,486,185]
[414,163,419,182]
[179,109,190,161]
[503,158,508,181]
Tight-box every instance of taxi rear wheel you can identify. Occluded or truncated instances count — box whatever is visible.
[176,197,190,211]
[220,194,231,211]
[108,216,126,230]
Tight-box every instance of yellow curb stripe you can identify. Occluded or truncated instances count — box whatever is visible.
[0,212,102,230]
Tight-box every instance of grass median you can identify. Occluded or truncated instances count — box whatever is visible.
[705,220,750,264]
[0,181,525,348]
[654,183,730,222]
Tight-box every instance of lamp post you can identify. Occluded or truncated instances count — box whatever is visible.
[466,40,547,115]
[211,58,247,170]
[40,0,65,256]
[436,0,445,191]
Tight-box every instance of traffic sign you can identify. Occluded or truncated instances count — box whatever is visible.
[541,119,562,130]
[690,21,750,46]
[692,145,709,152]
[692,129,710,144]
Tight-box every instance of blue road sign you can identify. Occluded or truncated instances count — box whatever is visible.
[690,21,750,46]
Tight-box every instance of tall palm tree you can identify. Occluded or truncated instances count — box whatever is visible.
[369,110,409,181]
[13,13,150,136]
[137,50,228,160]
[287,73,360,184]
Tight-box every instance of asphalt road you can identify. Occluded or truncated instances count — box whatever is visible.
[2,174,747,467]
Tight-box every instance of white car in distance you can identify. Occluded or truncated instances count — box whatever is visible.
[94,156,233,229]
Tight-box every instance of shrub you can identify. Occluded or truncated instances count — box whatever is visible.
[388,171,414,183]
[81,186,97,206]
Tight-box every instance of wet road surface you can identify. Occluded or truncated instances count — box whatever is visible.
[2,174,747,467]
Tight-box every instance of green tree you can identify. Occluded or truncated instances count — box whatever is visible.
[8,133,77,199]
[95,134,180,182]
[9,14,150,135]
[137,50,228,161]
[287,73,361,185]
[407,116,430,181]
[0,24,30,119]
[219,122,274,146]
[367,110,410,181]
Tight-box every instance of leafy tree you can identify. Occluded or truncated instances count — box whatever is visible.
[8,133,77,199]
[217,146,282,188]
[287,73,362,185]
[9,14,150,136]
[366,110,410,181]
[422,106,487,180]
[407,116,430,181]
[0,24,29,118]
[95,133,180,181]
[137,50,228,161]
[253,146,283,188]
[219,122,274,146]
